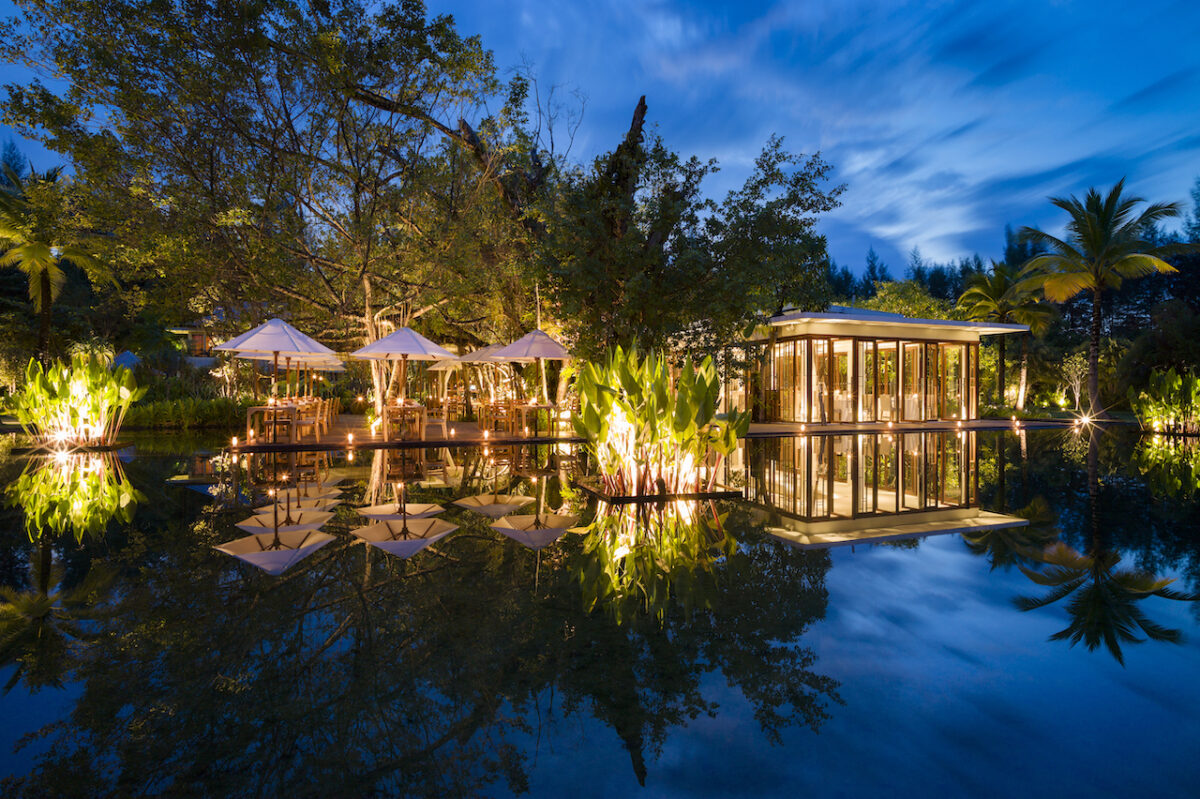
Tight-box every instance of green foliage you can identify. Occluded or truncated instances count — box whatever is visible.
[1128,367,1200,435]
[8,354,144,445]
[123,397,247,430]
[1117,301,1200,392]
[571,345,750,622]
[1131,436,1200,500]
[571,345,749,497]
[857,280,962,320]
[6,453,143,541]
[577,504,735,624]
[542,120,839,361]
[1022,179,1197,413]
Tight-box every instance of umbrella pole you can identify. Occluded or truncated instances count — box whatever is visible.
[272,351,280,444]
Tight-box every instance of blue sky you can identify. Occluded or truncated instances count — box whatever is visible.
[4,0,1200,272]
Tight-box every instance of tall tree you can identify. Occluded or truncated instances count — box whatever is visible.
[2,0,550,407]
[957,261,1053,407]
[1021,180,1193,415]
[540,104,840,361]
[0,165,102,361]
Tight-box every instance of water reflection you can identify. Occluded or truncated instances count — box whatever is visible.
[6,451,143,541]
[1131,434,1200,500]
[1010,428,1199,665]
[6,428,1200,793]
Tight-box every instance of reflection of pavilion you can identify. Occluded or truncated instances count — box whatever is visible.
[731,430,1027,549]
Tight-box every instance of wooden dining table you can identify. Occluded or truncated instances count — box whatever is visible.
[385,402,427,440]
[246,403,297,443]
[514,403,555,437]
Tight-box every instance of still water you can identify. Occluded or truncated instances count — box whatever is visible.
[0,428,1198,797]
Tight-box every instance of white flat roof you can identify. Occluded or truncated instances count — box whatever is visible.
[763,305,1028,337]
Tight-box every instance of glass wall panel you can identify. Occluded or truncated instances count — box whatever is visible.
[925,342,941,420]
[877,433,900,513]
[944,343,965,419]
[774,340,796,422]
[856,434,875,514]
[878,341,899,421]
[832,339,852,422]
[968,344,978,419]
[795,340,808,422]
[811,339,831,423]
[832,435,852,516]
[901,432,923,510]
[811,435,831,517]
[902,343,923,421]
[857,341,876,422]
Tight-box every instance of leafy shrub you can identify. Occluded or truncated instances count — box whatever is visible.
[8,354,144,445]
[1128,367,1200,435]
[123,397,248,430]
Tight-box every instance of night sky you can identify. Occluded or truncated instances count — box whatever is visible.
[4,0,1200,272]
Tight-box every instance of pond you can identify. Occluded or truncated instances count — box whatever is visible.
[0,427,1198,797]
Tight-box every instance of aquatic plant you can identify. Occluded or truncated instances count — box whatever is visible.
[6,451,143,541]
[572,345,749,499]
[8,354,145,446]
[1128,367,1200,435]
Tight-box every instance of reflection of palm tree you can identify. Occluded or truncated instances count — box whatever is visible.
[1014,542,1193,665]
[0,541,112,691]
[1014,428,1197,664]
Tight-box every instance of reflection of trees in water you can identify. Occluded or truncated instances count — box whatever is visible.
[962,496,1060,571]
[1001,428,1199,665]
[0,540,113,692]
[5,495,839,796]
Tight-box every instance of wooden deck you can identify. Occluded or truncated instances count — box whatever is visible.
[230,411,1077,454]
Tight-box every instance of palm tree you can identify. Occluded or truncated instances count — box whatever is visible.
[0,164,102,363]
[958,260,1054,407]
[1020,180,1193,416]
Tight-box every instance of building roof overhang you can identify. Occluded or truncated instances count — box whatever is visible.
[750,305,1029,342]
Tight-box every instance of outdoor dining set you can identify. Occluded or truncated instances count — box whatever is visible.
[216,318,572,444]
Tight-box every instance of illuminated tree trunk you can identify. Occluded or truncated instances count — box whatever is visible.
[1016,335,1029,411]
[38,269,52,366]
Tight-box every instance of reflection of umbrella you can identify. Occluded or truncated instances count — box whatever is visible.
[214,529,336,575]
[261,486,343,503]
[234,511,334,535]
[491,329,571,404]
[351,518,458,558]
[351,327,454,402]
[452,494,534,518]
[254,498,342,514]
[357,502,445,521]
[490,513,578,549]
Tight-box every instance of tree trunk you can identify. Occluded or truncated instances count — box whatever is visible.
[38,269,52,365]
[1016,334,1029,411]
[1089,287,1102,416]
[996,336,1006,407]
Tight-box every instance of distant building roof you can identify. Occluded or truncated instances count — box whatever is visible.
[755,304,1028,339]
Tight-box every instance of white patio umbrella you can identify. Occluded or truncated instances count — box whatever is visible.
[214,318,337,394]
[490,329,572,407]
[351,327,454,401]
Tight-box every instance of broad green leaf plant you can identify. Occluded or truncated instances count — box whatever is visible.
[572,344,749,499]
[9,354,145,446]
[571,345,750,621]
[6,452,143,541]
[1128,367,1200,435]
